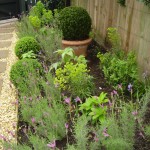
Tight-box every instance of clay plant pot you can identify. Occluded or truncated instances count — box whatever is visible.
[62,38,92,56]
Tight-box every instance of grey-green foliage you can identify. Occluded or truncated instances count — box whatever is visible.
[29,134,48,150]
[99,104,136,150]
[66,145,76,150]
[67,115,89,150]
[139,88,150,120]
[74,115,89,150]
[145,125,150,137]
[20,72,66,142]
[3,143,31,150]
[16,15,37,39]
[37,27,62,63]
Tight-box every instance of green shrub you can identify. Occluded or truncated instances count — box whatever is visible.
[98,51,145,97]
[29,16,41,29]
[41,9,53,25]
[29,1,45,18]
[54,62,94,99]
[59,6,92,40]
[79,92,108,123]
[10,59,43,95]
[98,27,145,97]
[15,36,40,59]
[117,0,126,6]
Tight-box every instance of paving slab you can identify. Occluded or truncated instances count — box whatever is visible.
[0,50,9,59]
[0,41,11,48]
[0,62,7,73]
[0,79,2,93]
[0,34,13,40]
[0,28,15,33]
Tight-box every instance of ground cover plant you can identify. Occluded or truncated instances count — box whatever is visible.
[1,1,150,150]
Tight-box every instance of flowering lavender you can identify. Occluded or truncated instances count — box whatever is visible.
[128,83,133,92]
[132,110,138,116]
[65,123,69,129]
[64,97,71,104]
[31,117,36,124]
[102,128,109,137]
[47,140,56,149]
[74,96,81,103]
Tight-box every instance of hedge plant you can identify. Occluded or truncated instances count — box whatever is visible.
[10,59,43,95]
[15,36,40,59]
[59,6,92,41]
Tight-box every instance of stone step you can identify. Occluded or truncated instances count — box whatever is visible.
[0,50,9,59]
[0,23,16,28]
[0,62,7,73]
[0,41,11,48]
[0,34,13,40]
[0,28,15,33]
[0,79,3,93]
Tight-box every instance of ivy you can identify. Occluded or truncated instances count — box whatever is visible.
[138,0,150,7]
[117,0,126,6]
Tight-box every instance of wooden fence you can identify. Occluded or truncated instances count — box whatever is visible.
[71,0,150,73]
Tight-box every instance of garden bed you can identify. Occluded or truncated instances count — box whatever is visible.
[2,2,150,150]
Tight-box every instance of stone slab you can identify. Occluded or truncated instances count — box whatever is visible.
[0,79,2,93]
[0,34,13,40]
[0,28,15,33]
[0,50,9,59]
[0,41,11,48]
[0,62,7,73]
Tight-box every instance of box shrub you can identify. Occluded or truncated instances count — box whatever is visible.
[15,36,40,59]
[58,6,92,40]
[10,59,43,95]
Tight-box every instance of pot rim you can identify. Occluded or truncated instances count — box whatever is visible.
[62,38,92,46]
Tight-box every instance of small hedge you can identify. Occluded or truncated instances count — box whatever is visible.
[59,6,92,41]
[10,59,43,95]
[15,37,40,59]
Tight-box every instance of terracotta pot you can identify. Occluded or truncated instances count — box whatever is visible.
[62,38,92,56]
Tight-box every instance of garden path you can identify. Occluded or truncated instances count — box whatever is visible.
[0,20,18,149]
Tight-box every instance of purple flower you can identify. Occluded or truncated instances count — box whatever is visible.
[31,117,36,124]
[64,97,71,104]
[102,128,109,137]
[74,96,81,103]
[132,110,138,116]
[65,123,69,129]
[94,136,99,142]
[113,90,118,95]
[108,100,113,107]
[47,140,56,148]
[0,134,7,141]
[128,83,133,92]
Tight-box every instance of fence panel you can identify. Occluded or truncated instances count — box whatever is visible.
[71,0,150,73]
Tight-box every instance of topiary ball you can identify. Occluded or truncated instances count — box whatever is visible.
[15,36,40,59]
[10,59,43,95]
[59,6,92,41]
